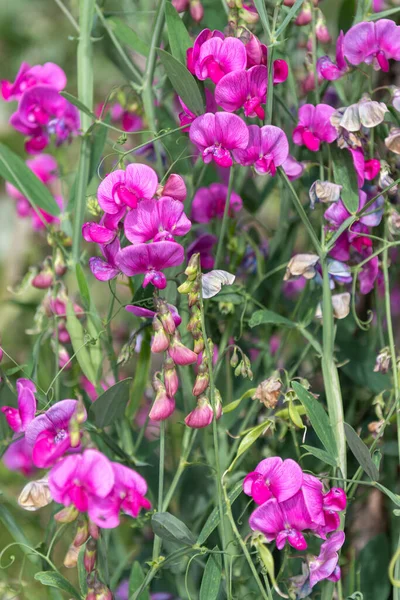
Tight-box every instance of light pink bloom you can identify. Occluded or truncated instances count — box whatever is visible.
[25,399,86,468]
[243,457,303,505]
[97,164,158,214]
[195,36,247,84]
[1,379,37,433]
[308,531,345,587]
[149,380,176,421]
[343,19,400,72]
[293,104,337,152]
[49,449,115,517]
[187,29,225,75]
[157,173,187,202]
[168,334,198,365]
[124,197,191,243]
[317,31,348,81]
[89,238,121,282]
[192,183,242,223]
[282,155,304,180]
[233,124,289,175]
[215,66,267,119]
[1,62,67,102]
[3,437,35,476]
[189,112,249,168]
[116,241,185,289]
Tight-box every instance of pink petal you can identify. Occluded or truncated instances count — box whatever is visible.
[313,104,337,143]
[260,125,289,166]
[376,19,400,61]
[156,197,192,237]
[79,449,115,498]
[215,70,249,112]
[189,113,216,150]
[82,222,116,244]
[249,497,285,535]
[29,63,67,91]
[16,379,37,430]
[233,124,261,165]
[89,257,120,281]
[125,305,156,318]
[343,22,376,66]
[298,104,315,128]
[98,170,126,214]
[163,173,187,201]
[124,199,159,243]
[125,163,158,201]
[1,407,22,432]
[214,112,249,150]
[88,496,121,528]
[113,462,148,496]
[270,459,303,503]
[301,473,325,526]
[116,241,185,276]
[48,454,78,502]
[217,37,248,73]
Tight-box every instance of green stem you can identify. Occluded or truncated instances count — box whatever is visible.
[152,420,166,561]
[215,167,235,269]
[162,428,197,511]
[311,5,320,105]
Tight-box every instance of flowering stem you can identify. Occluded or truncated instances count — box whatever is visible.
[215,167,235,269]
[152,419,166,561]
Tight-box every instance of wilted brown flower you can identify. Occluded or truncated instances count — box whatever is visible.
[253,377,282,408]
[18,478,52,511]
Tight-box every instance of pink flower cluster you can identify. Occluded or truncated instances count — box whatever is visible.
[245,457,346,589]
[83,165,190,289]
[2,62,80,153]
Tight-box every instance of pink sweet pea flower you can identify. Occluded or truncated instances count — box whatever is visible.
[243,457,303,505]
[282,155,305,180]
[89,237,121,282]
[157,173,187,202]
[293,104,338,152]
[317,31,348,81]
[1,62,67,102]
[178,88,217,131]
[189,112,249,168]
[83,208,126,244]
[97,163,158,214]
[325,190,383,230]
[233,124,289,175]
[126,303,182,327]
[187,29,225,74]
[343,19,400,72]
[48,449,115,518]
[308,531,345,588]
[1,378,37,433]
[244,34,288,84]
[3,437,36,476]
[25,399,87,468]
[194,36,247,84]
[215,66,267,119]
[192,183,242,223]
[124,197,191,243]
[116,241,185,289]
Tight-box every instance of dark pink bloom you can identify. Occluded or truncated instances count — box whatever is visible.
[97,163,158,214]
[244,34,288,84]
[89,238,121,282]
[243,457,303,505]
[317,31,348,81]
[194,36,247,84]
[1,62,66,102]
[293,104,337,152]
[48,449,115,517]
[116,241,184,289]
[25,399,86,468]
[124,197,191,243]
[215,66,267,119]
[295,5,312,25]
[325,190,383,230]
[178,88,217,131]
[233,124,289,175]
[308,531,345,588]
[359,251,379,295]
[1,378,37,433]
[187,29,225,75]
[189,112,249,168]
[157,173,187,202]
[3,437,35,476]
[343,19,400,72]
[192,183,242,223]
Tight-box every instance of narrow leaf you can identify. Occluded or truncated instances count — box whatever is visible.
[223,388,256,414]
[165,2,192,64]
[374,483,400,507]
[236,420,271,459]
[0,504,39,565]
[344,423,379,481]
[151,512,196,546]
[129,561,150,600]
[158,49,204,115]
[292,381,338,460]
[302,445,338,468]
[249,309,295,328]
[60,91,96,118]
[199,551,222,600]
[34,571,81,600]
[253,0,271,39]
[0,143,60,217]
[89,120,109,182]
[107,17,150,57]
[197,481,243,545]
[90,378,132,428]
[275,0,305,38]
[66,301,96,384]
[75,264,91,309]
[331,146,359,213]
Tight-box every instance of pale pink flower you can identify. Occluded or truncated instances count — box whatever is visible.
[233,124,289,175]
[97,164,158,214]
[293,104,337,152]
[185,396,215,428]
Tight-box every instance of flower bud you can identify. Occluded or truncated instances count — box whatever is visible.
[158,173,187,202]
[74,519,89,547]
[230,347,239,368]
[295,3,312,25]
[150,377,175,421]
[168,334,198,365]
[316,14,331,43]
[385,127,400,155]
[32,267,54,289]
[379,162,398,197]
[69,416,81,448]
[54,505,79,523]
[193,332,205,354]
[84,538,97,573]
[58,345,71,370]
[64,543,80,568]
[253,377,282,409]
[158,301,176,335]
[374,347,391,373]
[190,0,204,22]
[239,5,259,24]
[54,248,68,276]
[94,582,113,600]
[188,284,200,307]
[172,0,188,11]
[185,395,214,428]
[193,364,210,396]
[323,488,347,511]
[177,280,195,294]
[185,253,200,281]
[164,358,179,396]
[151,317,170,353]
[18,478,52,511]
[187,307,202,333]
[88,519,100,540]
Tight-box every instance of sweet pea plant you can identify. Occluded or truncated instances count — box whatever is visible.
[1,0,400,599]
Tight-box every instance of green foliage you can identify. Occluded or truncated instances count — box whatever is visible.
[90,378,132,428]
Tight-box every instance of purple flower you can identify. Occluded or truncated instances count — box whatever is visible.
[1,378,37,433]
[116,241,185,289]
[195,36,247,84]
[97,163,158,214]
[317,31,348,81]
[308,531,345,588]
[126,303,182,327]
[325,190,383,230]
[233,124,289,175]
[244,34,288,85]
[293,104,337,152]
[178,88,217,130]
[1,62,67,102]
[243,457,303,505]
[187,233,217,270]
[3,437,35,476]
[124,197,191,243]
[187,29,225,74]
[89,237,121,282]
[189,112,249,168]
[343,19,400,72]
[215,65,267,119]
[191,183,242,223]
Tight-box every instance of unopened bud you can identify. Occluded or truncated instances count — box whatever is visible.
[158,301,176,335]
[190,0,204,22]
[193,364,210,396]
[185,254,200,281]
[54,248,68,276]
[54,505,79,523]
[193,332,205,354]
[177,279,194,294]
[88,519,100,540]
[168,334,198,365]
[64,543,80,568]
[164,357,179,396]
[151,317,170,353]
[230,348,239,368]
[74,519,89,547]
[84,538,97,573]
[374,347,391,373]
[32,267,54,290]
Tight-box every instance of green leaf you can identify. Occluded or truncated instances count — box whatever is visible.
[77,544,88,595]
[76,264,91,309]
[338,0,356,31]
[151,512,196,546]
[359,534,390,600]
[158,49,204,116]
[253,0,271,39]
[0,504,39,565]
[60,91,95,118]
[331,146,359,213]
[126,330,151,420]
[374,483,400,507]
[0,143,60,217]
[90,378,132,428]
[66,301,96,384]
[344,423,379,481]
[165,2,192,64]
[223,388,256,414]
[249,309,295,329]
[34,571,81,600]
[292,381,338,461]
[199,550,222,600]
[236,420,272,459]
[129,561,150,600]
[107,17,149,57]
[302,445,338,468]
[197,481,243,545]
[89,120,109,182]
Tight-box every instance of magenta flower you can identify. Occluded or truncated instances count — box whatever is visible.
[187,29,224,75]
[25,399,86,468]
[1,62,67,102]
[168,334,198,365]
[1,378,37,433]
[126,303,182,327]
[98,163,158,214]
[124,197,191,243]
[233,124,289,175]
[244,34,288,85]
[317,31,348,81]
[194,36,247,84]
[89,237,121,282]
[243,457,303,505]
[192,183,242,223]
[293,104,338,152]
[215,66,267,119]
[178,88,217,131]
[343,19,400,72]
[3,437,35,476]
[48,449,115,518]
[116,241,184,289]
[157,173,187,202]
[308,531,345,588]
[189,112,249,168]
[325,189,383,231]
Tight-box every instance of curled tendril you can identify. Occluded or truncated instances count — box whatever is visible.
[0,542,54,571]
[351,268,373,331]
